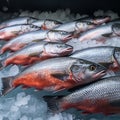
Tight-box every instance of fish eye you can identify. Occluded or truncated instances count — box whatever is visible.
[89,65,96,71]
[71,65,80,72]
[87,22,93,25]
[57,45,63,48]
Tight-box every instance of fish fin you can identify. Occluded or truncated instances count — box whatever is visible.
[44,96,63,113]
[1,76,15,96]
[102,32,113,37]
[53,85,66,93]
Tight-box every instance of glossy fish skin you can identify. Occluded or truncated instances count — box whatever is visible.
[78,23,120,42]
[44,76,120,115]
[54,16,111,33]
[0,16,38,29]
[0,29,73,54]
[0,24,40,41]
[0,41,73,67]
[1,57,106,95]
[33,19,62,30]
[70,46,120,72]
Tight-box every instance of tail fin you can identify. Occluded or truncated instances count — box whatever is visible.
[44,96,63,113]
[0,76,15,96]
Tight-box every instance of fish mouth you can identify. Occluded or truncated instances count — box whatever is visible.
[63,34,73,42]
[93,70,106,79]
[60,47,73,56]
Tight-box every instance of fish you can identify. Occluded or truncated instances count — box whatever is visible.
[0,30,73,54]
[44,76,120,115]
[70,46,120,72]
[1,57,106,96]
[32,19,62,30]
[0,16,38,29]
[0,24,40,41]
[78,23,120,43]
[54,16,111,34]
[0,41,73,68]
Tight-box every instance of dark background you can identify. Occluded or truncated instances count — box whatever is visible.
[0,0,120,15]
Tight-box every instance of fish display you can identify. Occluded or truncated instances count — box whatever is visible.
[0,15,120,116]
[44,76,120,115]
[1,57,106,95]
[0,30,73,54]
[0,16,38,29]
[0,41,73,67]
[70,46,120,72]
[0,24,40,41]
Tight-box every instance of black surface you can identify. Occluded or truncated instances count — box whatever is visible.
[0,0,120,14]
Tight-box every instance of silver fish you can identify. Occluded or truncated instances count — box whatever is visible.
[0,24,40,41]
[0,16,38,29]
[44,76,120,115]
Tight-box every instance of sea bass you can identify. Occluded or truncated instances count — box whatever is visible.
[54,16,111,34]
[78,23,120,43]
[0,30,73,54]
[0,24,40,41]
[33,19,62,30]
[44,76,120,115]
[1,57,106,95]
[0,16,38,29]
[70,46,120,72]
[0,41,73,68]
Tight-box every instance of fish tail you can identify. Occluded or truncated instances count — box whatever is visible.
[44,96,63,113]
[0,76,15,96]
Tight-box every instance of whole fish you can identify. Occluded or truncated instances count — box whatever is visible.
[1,57,106,95]
[0,30,73,54]
[44,76,120,115]
[0,41,73,68]
[70,46,120,72]
[33,19,62,30]
[0,24,40,41]
[78,23,120,43]
[0,16,38,29]
[54,16,111,33]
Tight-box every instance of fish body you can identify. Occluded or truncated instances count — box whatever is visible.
[0,24,40,41]
[44,76,120,115]
[33,19,62,30]
[78,23,120,42]
[0,41,73,67]
[1,57,106,95]
[70,46,120,72]
[0,16,38,29]
[0,30,73,54]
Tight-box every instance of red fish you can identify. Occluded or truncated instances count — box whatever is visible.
[1,57,106,96]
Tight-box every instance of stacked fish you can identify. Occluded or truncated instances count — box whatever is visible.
[0,16,120,115]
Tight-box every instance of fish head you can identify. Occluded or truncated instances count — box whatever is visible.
[112,23,120,36]
[90,16,111,25]
[114,47,120,67]
[47,30,73,42]
[75,21,96,32]
[70,59,106,83]
[43,19,62,30]
[44,42,73,56]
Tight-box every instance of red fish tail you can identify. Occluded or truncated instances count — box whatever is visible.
[43,96,64,113]
[1,76,15,96]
